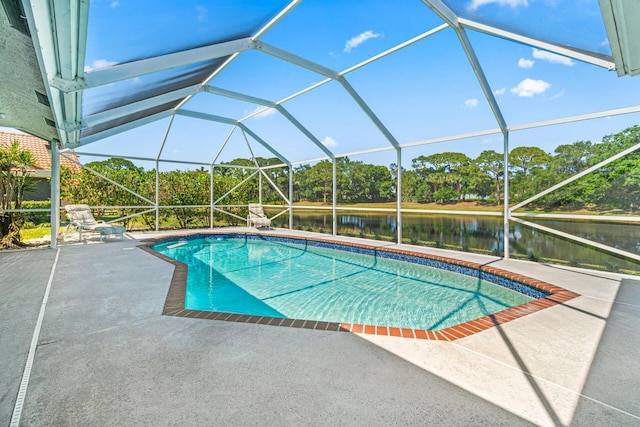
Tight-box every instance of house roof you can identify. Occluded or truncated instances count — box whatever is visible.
[0,131,81,173]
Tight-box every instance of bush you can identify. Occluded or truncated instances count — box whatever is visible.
[21,200,51,224]
[433,187,458,204]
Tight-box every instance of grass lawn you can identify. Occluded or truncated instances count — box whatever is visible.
[20,225,51,240]
[293,201,634,216]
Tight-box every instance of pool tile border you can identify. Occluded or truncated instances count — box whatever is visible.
[139,231,580,341]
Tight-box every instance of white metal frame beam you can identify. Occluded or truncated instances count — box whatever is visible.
[175,110,290,165]
[70,151,211,167]
[253,41,338,79]
[237,102,640,168]
[460,18,616,70]
[511,217,640,263]
[203,85,335,158]
[22,0,90,146]
[240,128,291,206]
[50,140,60,248]
[47,0,295,144]
[176,109,236,125]
[254,41,401,150]
[78,110,175,145]
[340,24,450,76]
[599,0,640,76]
[511,141,640,211]
[70,19,455,154]
[420,0,459,26]
[174,0,303,115]
[60,152,155,205]
[421,1,508,134]
[73,38,253,90]
[257,23,449,114]
[508,105,640,132]
[238,123,290,166]
[83,85,202,128]
[422,0,510,258]
[275,106,335,159]
[211,126,238,165]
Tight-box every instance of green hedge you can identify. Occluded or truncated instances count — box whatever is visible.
[21,200,51,224]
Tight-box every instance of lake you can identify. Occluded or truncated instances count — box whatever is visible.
[267,209,640,274]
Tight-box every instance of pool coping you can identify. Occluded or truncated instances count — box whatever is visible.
[139,231,580,341]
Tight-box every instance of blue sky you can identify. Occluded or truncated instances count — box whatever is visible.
[8,0,640,169]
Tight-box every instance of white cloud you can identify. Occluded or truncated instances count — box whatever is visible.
[510,78,551,97]
[550,90,565,100]
[110,1,119,8]
[248,106,276,119]
[195,5,208,22]
[467,0,528,12]
[344,30,382,53]
[532,48,574,66]
[518,58,534,68]
[464,98,478,108]
[84,59,118,72]
[322,136,338,147]
[494,87,506,95]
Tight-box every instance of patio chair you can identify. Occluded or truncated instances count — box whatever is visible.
[247,203,272,229]
[64,204,126,242]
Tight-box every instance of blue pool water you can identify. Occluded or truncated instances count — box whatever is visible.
[153,236,538,330]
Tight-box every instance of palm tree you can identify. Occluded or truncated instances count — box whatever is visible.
[0,142,36,246]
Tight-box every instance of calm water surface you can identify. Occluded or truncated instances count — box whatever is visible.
[155,237,536,330]
[268,209,640,273]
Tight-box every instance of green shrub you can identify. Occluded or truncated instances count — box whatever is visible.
[21,200,51,224]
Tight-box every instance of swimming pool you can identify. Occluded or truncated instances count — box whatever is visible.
[146,233,578,339]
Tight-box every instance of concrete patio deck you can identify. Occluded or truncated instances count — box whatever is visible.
[1,228,639,426]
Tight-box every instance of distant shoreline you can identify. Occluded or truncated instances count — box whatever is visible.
[289,201,637,217]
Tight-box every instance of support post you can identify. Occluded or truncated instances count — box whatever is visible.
[259,171,263,205]
[155,115,174,232]
[332,159,337,236]
[289,166,293,229]
[210,165,214,229]
[396,148,402,245]
[155,161,159,231]
[50,140,60,249]
[503,132,510,260]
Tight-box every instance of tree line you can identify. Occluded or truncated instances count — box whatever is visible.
[59,125,639,230]
[296,125,640,211]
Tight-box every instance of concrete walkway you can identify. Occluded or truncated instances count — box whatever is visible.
[1,228,639,426]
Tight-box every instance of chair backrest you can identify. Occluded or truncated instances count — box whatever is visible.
[248,203,266,218]
[64,204,98,226]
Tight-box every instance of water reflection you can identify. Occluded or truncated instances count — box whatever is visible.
[269,210,640,274]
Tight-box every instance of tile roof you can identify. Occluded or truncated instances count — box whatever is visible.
[0,131,81,172]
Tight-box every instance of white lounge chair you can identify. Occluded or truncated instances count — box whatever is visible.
[64,204,126,242]
[247,203,271,229]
